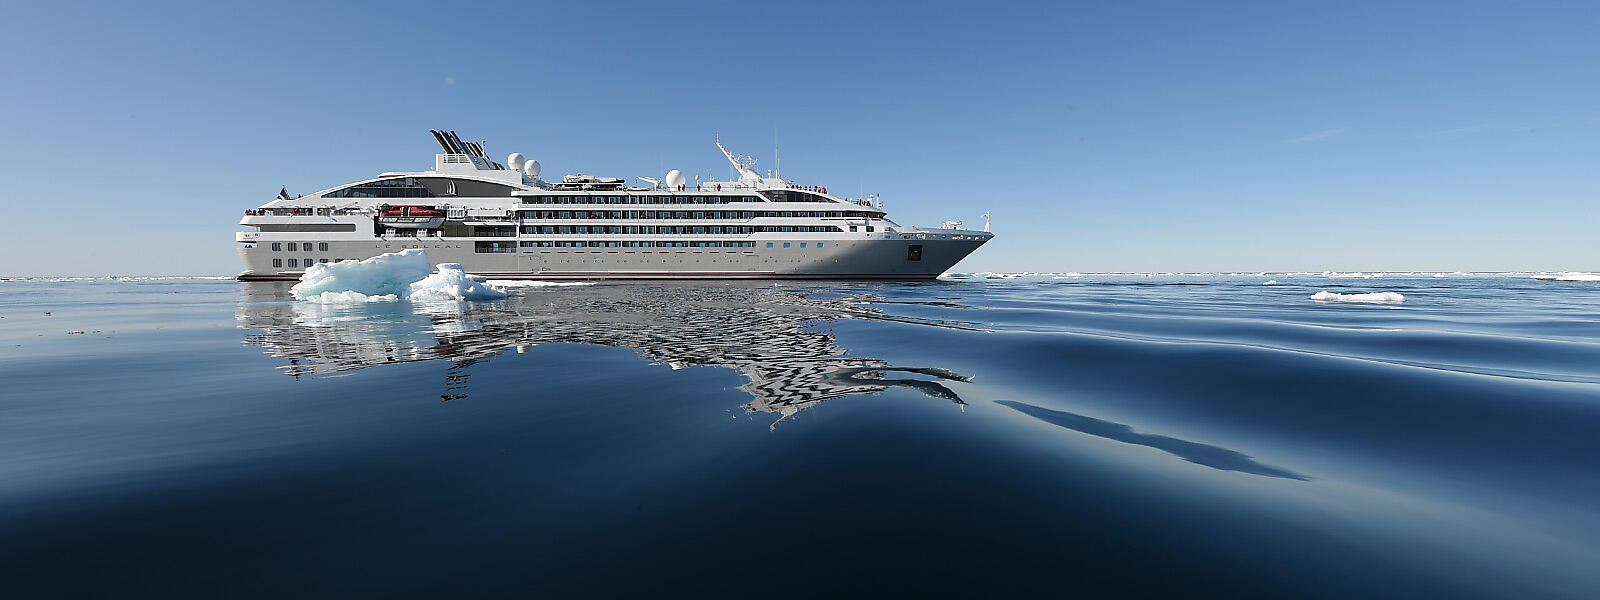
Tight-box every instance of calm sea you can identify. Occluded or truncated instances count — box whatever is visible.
[3,275,1598,598]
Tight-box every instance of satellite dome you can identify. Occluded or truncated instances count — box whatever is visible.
[523,160,541,178]
[665,169,686,189]
[506,153,526,171]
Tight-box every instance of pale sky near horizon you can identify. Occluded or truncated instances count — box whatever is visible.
[1,0,1596,276]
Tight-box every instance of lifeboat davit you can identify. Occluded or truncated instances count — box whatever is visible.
[378,205,446,229]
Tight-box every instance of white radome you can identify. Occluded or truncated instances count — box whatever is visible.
[506,153,526,171]
[665,169,686,189]
[523,160,541,178]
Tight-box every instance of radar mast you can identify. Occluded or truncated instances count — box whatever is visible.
[716,138,761,182]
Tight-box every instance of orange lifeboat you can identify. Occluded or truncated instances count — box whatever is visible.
[378,205,446,229]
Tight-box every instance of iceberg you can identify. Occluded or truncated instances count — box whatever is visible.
[1310,291,1405,304]
[290,249,433,302]
[407,263,509,302]
[288,250,530,303]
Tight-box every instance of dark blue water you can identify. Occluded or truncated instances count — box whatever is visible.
[3,275,1598,598]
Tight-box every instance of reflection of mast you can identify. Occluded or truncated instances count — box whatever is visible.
[236,283,972,426]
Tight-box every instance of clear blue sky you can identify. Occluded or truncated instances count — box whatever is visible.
[2,0,1596,275]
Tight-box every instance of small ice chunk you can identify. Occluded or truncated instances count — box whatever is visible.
[408,263,509,302]
[1310,291,1405,304]
[1262,280,1278,286]
[1531,273,1600,282]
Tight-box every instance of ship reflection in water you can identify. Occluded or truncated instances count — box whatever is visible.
[235,282,972,426]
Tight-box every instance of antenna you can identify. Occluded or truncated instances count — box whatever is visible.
[774,126,780,180]
[984,211,991,232]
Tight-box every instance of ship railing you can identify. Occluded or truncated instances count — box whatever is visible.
[244,207,374,217]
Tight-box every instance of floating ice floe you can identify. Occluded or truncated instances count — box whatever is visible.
[1325,272,1384,279]
[288,250,550,303]
[1261,280,1278,286]
[291,249,433,302]
[407,263,509,302]
[1310,291,1405,304]
[1531,273,1600,282]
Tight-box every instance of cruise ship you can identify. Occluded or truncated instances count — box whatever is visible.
[236,131,992,280]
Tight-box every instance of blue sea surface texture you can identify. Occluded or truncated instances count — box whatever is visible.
[2,274,1597,598]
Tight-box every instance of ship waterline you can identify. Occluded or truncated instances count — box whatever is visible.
[237,131,992,280]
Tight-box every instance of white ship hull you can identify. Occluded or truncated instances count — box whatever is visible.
[236,231,987,280]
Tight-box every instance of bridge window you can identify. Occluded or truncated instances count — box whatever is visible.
[475,241,516,253]
[326,177,434,198]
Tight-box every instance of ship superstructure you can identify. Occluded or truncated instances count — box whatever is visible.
[236,131,992,280]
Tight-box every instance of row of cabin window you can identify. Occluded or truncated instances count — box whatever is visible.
[518,241,768,248]
[518,225,844,235]
[517,210,875,219]
[269,242,330,252]
[273,258,354,268]
[519,192,836,204]
[521,196,761,205]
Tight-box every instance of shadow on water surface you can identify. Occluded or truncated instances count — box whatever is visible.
[236,282,971,427]
[997,400,1309,480]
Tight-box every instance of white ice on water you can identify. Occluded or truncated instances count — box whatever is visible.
[1531,273,1600,282]
[1262,280,1278,286]
[1310,291,1405,304]
[291,249,433,302]
[286,249,568,303]
[407,263,509,302]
